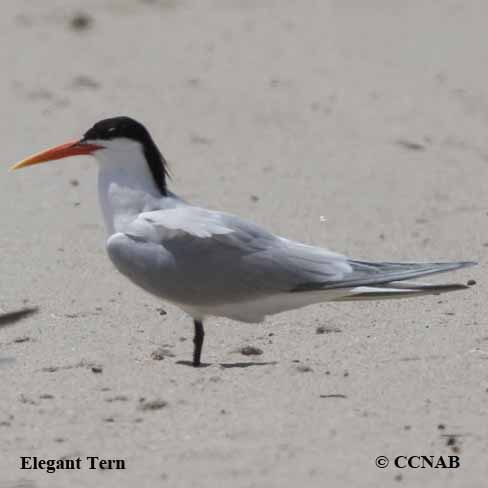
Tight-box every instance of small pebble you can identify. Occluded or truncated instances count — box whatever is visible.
[70,12,93,31]
[42,366,58,373]
[316,326,341,334]
[395,139,426,151]
[150,347,174,360]
[238,346,263,356]
[12,336,31,344]
[296,365,313,373]
[138,399,168,411]
[105,395,129,403]
[71,76,99,90]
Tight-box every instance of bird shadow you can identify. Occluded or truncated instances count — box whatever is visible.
[220,361,277,369]
[176,360,277,369]
[176,361,212,368]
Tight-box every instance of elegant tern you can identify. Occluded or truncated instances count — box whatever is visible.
[11,116,476,366]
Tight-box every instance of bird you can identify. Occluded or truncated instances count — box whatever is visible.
[11,116,476,367]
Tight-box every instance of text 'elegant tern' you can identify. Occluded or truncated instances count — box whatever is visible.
[11,116,476,366]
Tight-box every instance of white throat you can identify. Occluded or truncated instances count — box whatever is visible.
[94,139,163,235]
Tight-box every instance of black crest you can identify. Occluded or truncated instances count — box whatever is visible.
[83,116,169,195]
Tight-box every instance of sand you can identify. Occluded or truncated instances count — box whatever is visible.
[0,1,485,487]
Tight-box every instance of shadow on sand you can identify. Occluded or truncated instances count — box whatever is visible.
[176,360,277,369]
[0,307,38,329]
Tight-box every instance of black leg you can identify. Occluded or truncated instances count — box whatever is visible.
[193,320,204,367]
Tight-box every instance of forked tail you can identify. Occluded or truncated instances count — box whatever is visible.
[292,260,477,300]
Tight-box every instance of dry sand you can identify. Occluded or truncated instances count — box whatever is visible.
[0,1,486,487]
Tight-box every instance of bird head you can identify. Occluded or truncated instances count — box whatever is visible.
[10,116,169,194]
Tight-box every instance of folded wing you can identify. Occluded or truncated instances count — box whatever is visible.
[108,205,475,306]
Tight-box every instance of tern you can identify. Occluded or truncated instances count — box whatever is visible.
[11,116,476,366]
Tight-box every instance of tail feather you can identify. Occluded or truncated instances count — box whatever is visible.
[292,260,476,292]
[332,282,470,301]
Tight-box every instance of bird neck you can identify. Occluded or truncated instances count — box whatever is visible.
[97,157,164,235]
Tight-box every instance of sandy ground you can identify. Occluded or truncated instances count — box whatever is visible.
[0,1,486,486]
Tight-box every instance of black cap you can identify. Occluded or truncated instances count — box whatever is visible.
[84,116,169,195]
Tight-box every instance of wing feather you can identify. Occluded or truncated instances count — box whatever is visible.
[109,205,475,308]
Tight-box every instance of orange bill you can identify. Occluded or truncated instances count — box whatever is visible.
[10,139,103,171]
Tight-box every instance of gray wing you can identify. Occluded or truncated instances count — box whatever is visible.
[109,205,475,305]
[109,206,352,304]
[291,259,476,292]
